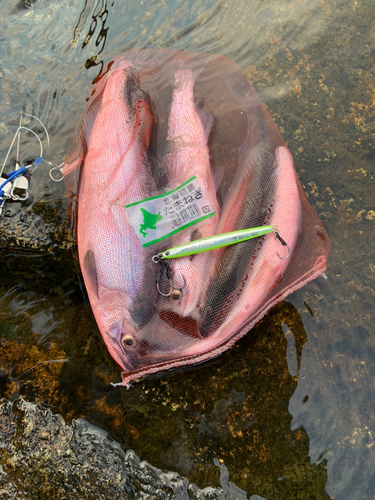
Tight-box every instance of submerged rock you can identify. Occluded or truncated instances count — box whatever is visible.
[0,397,250,500]
[0,199,73,254]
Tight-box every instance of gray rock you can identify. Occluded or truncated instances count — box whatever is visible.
[0,398,250,500]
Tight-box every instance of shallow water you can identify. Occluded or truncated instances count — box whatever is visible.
[1,0,375,498]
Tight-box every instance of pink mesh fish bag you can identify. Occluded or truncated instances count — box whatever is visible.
[63,49,330,386]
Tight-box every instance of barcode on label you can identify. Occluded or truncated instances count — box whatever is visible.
[171,204,200,226]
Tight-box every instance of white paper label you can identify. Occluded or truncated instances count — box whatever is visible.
[125,176,214,247]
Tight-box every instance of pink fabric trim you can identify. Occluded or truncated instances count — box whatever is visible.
[121,256,327,386]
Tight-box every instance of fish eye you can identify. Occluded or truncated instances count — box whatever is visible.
[121,333,136,349]
[170,289,183,304]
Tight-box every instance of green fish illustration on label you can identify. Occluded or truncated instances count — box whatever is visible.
[139,208,163,237]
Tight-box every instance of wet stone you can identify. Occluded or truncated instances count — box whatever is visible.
[0,199,74,254]
[0,398,248,500]
[353,325,369,342]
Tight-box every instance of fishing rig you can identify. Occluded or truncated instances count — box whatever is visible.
[0,114,64,216]
[152,225,291,296]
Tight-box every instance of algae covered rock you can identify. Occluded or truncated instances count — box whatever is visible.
[0,397,250,500]
[0,198,73,254]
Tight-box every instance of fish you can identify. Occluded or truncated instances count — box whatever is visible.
[199,148,279,336]
[205,145,303,341]
[100,97,154,215]
[65,49,330,387]
[160,69,220,319]
[76,62,159,374]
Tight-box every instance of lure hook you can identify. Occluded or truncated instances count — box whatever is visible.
[157,281,173,297]
[153,255,186,296]
[154,256,173,296]
[274,231,290,260]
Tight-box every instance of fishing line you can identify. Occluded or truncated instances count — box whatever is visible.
[0,114,64,215]
[1,126,43,177]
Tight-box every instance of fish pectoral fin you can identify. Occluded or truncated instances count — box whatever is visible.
[83,249,100,299]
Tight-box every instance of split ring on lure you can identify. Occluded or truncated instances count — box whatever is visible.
[152,225,290,296]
